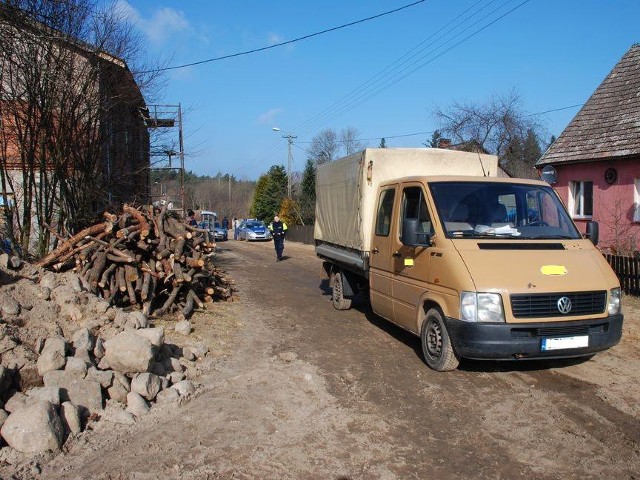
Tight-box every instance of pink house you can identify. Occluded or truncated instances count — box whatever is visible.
[537,44,640,255]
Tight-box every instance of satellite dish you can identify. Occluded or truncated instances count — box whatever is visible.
[540,165,557,184]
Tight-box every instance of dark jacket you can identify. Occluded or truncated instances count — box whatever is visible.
[269,220,287,238]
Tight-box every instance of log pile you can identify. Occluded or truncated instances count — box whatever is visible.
[37,205,234,319]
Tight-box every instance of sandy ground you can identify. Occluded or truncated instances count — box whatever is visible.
[18,239,640,479]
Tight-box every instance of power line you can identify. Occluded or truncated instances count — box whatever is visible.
[135,0,427,74]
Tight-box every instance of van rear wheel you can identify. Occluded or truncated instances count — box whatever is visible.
[421,308,459,371]
[331,271,352,310]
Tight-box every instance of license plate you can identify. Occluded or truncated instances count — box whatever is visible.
[541,335,589,351]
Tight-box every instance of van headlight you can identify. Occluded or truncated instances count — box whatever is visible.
[460,292,505,323]
[608,287,621,315]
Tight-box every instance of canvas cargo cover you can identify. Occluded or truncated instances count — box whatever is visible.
[314,148,498,252]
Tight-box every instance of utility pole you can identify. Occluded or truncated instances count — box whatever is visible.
[272,128,296,198]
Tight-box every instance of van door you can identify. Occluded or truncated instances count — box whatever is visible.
[369,186,398,321]
[392,184,435,332]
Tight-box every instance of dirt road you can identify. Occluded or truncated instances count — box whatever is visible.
[40,239,640,479]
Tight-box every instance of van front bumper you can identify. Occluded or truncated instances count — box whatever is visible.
[444,314,623,360]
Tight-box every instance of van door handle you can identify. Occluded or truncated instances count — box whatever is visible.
[392,251,401,257]
[372,247,379,254]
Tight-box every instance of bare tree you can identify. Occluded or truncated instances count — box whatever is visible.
[308,129,339,165]
[0,0,162,256]
[340,127,364,155]
[433,90,542,160]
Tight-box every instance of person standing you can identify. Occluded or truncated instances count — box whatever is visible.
[268,215,288,261]
[233,217,240,240]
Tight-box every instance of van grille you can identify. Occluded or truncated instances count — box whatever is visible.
[510,291,607,318]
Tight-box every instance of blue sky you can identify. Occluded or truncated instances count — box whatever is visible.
[117,0,639,180]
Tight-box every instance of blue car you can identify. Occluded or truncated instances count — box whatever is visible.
[238,220,272,241]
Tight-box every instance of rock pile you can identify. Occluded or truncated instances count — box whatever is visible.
[0,254,210,454]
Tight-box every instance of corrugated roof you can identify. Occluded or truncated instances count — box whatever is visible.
[538,44,640,166]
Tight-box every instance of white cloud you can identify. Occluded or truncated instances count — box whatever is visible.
[267,32,284,45]
[258,108,283,125]
[115,1,191,46]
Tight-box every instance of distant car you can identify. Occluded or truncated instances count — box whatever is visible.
[238,220,272,241]
[213,222,228,241]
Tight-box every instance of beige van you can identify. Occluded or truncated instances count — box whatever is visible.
[315,149,623,371]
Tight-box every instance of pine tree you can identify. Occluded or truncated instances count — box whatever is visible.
[251,165,287,223]
[299,159,316,224]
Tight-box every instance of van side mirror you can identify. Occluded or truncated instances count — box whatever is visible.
[586,221,599,246]
[402,218,431,247]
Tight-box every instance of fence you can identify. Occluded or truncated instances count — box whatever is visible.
[286,225,315,245]
[604,254,640,296]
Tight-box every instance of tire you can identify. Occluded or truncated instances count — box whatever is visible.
[332,271,352,310]
[421,308,459,371]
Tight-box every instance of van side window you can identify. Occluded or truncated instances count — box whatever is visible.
[375,188,395,236]
[401,187,433,237]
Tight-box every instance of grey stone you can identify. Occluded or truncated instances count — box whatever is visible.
[27,387,60,407]
[97,356,110,371]
[128,311,149,329]
[168,372,186,384]
[43,335,68,355]
[72,328,95,351]
[1,401,64,452]
[86,367,114,389]
[64,357,88,377]
[105,408,135,426]
[4,392,27,413]
[159,376,169,390]
[155,387,180,404]
[2,298,21,316]
[189,344,209,359]
[93,337,106,359]
[107,372,130,403]
[43,370,103,413]
[39,272,58,290]
[37,348,66,376]
[134,327,164,348]
[126,392,149,417]
[182,346,196,361]
[104,331,154,374]
[34,337,46,354]
[0,409,8,429]
[74,347,93,366]
[174,320,192,336]
[130,373,161,401]
[172,380,196,398]
[60,401,82,434]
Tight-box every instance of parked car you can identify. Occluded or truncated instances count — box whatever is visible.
[238,220,272,241]
[213,222,228,241]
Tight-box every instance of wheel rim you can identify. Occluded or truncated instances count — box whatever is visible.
[425,319,443,359]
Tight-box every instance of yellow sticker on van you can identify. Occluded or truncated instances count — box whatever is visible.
[404,258,414,267]
[541,265,567,276]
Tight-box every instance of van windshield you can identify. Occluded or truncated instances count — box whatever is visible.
[429,181,582,240]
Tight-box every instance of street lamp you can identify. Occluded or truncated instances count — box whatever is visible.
[272,127,296,198]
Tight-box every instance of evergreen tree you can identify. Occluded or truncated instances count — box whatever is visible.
[425,130,442,148]
[523,128,542,166]
[299,158,316,224]
[249,174,269,219]
[251,165,287,223]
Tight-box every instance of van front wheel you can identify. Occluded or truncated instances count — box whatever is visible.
[331,271,352,310]
[421,308,459,371]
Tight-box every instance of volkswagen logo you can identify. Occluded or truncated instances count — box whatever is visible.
[557,296,572,314]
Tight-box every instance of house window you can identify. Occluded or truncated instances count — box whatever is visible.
[569,180,593,218]
[634,179,640,222]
